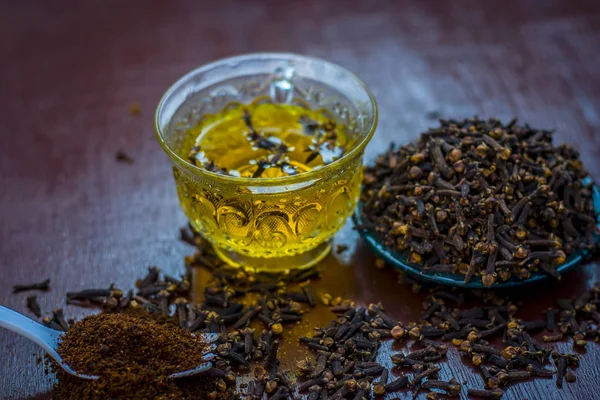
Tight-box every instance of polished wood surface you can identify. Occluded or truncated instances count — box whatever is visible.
[1,1,600,399]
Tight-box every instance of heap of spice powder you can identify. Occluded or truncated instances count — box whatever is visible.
[57,312,211,377]
[360,117,598,286]
[53,310,231,400]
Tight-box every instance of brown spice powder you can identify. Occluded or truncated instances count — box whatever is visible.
[58,312,209,376]
[52,311,231,400]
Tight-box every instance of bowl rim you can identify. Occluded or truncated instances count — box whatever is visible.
[154,52,378,186]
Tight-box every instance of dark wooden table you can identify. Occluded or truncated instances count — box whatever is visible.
[1,1,600,399]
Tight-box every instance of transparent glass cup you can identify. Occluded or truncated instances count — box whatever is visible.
[155,53,377,273]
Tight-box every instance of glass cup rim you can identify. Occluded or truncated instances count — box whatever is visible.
[154,52,378,185]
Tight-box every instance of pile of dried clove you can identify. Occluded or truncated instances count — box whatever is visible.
[361,117,598,286]
[35,225,600,399]
[296,302,410,399]
[295,275,600,399]
[389,282,596,396]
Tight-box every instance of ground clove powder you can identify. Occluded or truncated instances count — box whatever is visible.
[58,312,210,377]
[52,310,232,399]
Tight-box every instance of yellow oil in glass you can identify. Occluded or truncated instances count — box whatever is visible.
[172,102,362,271]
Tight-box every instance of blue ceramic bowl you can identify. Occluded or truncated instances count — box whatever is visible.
[353,178,600,289]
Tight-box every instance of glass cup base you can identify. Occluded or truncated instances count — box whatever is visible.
[214,240,333,273]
